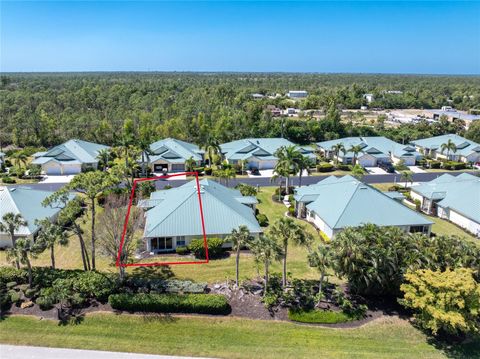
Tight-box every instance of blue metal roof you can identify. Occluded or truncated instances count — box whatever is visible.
[31,139,109,165]
[411,134,480,158]
[147,138,203,163]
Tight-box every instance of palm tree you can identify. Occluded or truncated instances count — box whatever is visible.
[223,167,236,187]
[274,146,302,194]
[96,148,110,172]
[308,244,331,306]
[35,219,68,269]
[401,171,413,188]
[11,152,28,168]
[0,213,28,269]
[185,156,197,173]
[226,225,253,287]
[138,139,153,177]
[271,172,286,202]
[440,139,457,160]
[297,155,313,187]
[202,138,222,168]
[268,217,312,287]
[249,235,283,295]
[331,143,346,165]
[348,144,364,166]
[6,237,43,287]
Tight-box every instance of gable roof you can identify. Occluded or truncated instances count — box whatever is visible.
[220,138,315,161]
[316,136,421,160]
[411,173,480,223]
[148,138,203,163]
[143,179,262,238]
[411,134,480,158]
[31,139,109,165]
[297,176,432,230]
[0,187,71,236]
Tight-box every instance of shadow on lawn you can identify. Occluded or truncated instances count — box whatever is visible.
[428,334,480,359]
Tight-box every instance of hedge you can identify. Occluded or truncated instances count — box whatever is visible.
[109,293,230,315]
[442,161,466,170]
[316,163,334,172]
[188,237,224,259]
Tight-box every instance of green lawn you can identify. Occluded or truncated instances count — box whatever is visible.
[2,313,478,359]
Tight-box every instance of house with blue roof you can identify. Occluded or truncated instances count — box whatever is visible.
[0,186,71,248]
[410,134,480,164]
[410,173,480,237]
[145,138,204,174]
[220,138,316,170]
[31,139,109,175]
[140,179,262,252]
[294,175,432,239]
[317,136,422,167]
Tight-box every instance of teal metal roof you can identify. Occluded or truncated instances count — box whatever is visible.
[147,138,203,163]
[0,187,72,236]
[317,136,422,161]
[220,138,315,162]
[143,179,262,238]
[302,176,432,230]
[411,134,480,158]
[31,139,109,165]
[411,173,480,223]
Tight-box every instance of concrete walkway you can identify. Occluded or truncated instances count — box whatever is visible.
[0,345,213,359]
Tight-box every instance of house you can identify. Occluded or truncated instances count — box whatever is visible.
[425,109,480,129]
[294,175,433,239]
[287,90,308,99]
[411,134,480,164]
[317,136,422,166]
[266,105,282,116]
[410,173,480,237]
[363,94,374,103]
[140,179,262,252]
[220,138,316,170]
[0,186,71,248]
[31,139,109,175]
[145,138,204,174]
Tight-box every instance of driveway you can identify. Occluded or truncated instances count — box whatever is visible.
[364,167,388,175]
[407,166,426,173]
[39,175,75,184]
[0,345,213,359]
[247,169,274,178]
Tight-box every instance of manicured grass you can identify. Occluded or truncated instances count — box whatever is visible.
[2,313,476,359]
[288,308,355,324]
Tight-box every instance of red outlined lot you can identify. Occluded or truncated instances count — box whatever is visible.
[115,172,209,267]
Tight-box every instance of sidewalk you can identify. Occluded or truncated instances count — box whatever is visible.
[0,345,214,359]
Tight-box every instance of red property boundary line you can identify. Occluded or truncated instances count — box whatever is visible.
[115,171,209,267]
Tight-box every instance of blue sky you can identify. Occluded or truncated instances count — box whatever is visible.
[1,1,479,74]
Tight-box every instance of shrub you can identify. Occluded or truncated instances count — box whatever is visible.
[175,246,189,255]
[188,237,224,259]
[256,213,269,227]
[54,271,118,302]
[6,282,17,290]
[442,161,466,170]
[429,160,441,169]
[400,268,480,336]
[193,167,204,174]
[235,183,258,196]
[25,288,37,299]
[36,296,55,310]
[336,164,351,171]
[288,205,295,216]
[204,167,213,175]
[0,291,11,310]
[1,176,16,184]
[316,163,334,172]
[8,290,21,304]
[109,293,230,315]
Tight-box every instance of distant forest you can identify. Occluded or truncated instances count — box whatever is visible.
[1,72,479,148]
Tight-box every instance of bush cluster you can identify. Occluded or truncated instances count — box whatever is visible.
[109,293,230,315]
[256,213,269,227]
[442,161,466,170]
[316,163,334,172]
[188,237,224,259]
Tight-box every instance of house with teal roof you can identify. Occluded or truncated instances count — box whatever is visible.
[141,179,262,252]
[317,136,422,166]
[0,186,71,248]
[145,138,204,174]
[410,173,480,237]
[294,175,432,239]
[220,138,316,170]
[31,139,109,175]
[410,134,480,164]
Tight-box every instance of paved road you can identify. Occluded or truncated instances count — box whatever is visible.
[0,344,213,359]
[8,171,478,192]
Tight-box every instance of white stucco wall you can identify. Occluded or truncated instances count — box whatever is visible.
[448,210,480,237]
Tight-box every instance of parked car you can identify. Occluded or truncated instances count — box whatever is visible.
[379,162,395,173]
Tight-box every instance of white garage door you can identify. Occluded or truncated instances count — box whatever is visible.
[248,161,259,170]
[62,164,82,175]
[44,164,62,175]
[358,156,376,167]
[258,160,277,170]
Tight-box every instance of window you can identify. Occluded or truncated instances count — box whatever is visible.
[171,163,185,171]
[409,226,427,234]
[150,237,173,251]
[176,236,186,246]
